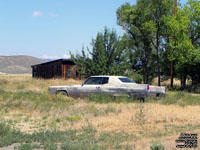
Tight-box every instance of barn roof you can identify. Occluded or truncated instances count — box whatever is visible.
[31,58,74,67]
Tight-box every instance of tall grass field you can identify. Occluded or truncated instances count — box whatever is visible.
[0,75,200,150]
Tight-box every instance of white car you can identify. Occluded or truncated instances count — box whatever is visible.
[48,76,166,99]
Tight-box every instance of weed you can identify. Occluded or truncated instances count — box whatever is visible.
[0,122,10,137]
[49,120,57,129]
[125,144,133,150]
[150,142,165,150]
[17,84,25,90]
[24,116,30,122]
[147,130,166,138]
[42,115,48,120]
[55,118,61,123]
[135,104,146,126]
[43,142,58,150]
[105,105,116,114]
[0,79,9,85]
[66,116,82,122]
[0,122,25,147]
[18,143,40,150]
[0,89,6,94]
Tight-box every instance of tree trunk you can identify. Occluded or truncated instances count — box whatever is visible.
[146,66,149,84]
[170,0,177,89]
[143,63,149,84]
[156,32,161,86]
[181,75,187,89]
[170,60,174,88]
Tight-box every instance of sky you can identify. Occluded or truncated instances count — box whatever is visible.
[0,0,188,59]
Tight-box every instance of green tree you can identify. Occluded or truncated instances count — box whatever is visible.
[116,1,155,84]
[116,0,200,88]
[183,0,200,85]
[147,0,174,86]
[163,5,199,88]
[71,27,127,77]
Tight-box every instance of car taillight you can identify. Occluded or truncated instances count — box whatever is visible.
[147,84,150,90]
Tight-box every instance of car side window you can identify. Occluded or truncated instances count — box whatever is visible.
[84,77,103,85]
[119,77,134,83]
[102,77,109,84]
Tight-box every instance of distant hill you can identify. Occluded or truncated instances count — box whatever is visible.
[0,55,45,74]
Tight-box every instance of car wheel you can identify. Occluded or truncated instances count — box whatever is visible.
[138,97,145,103]
[156,93,160,97]
[56,91,68,96]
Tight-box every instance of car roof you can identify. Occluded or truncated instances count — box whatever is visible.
[89,75,127,78]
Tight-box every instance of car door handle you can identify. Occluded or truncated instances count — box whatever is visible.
[96,86,100,89]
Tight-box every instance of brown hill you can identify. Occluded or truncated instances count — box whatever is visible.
[0,55,45,74]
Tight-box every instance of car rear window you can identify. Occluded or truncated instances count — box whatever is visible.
[102,77,109,84]
[119,77,134,83]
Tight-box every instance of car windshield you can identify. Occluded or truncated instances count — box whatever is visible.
[119,77,134,83]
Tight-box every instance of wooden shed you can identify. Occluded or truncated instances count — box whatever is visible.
[31,59,79,79]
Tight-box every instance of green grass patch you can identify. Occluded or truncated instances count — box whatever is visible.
[0,89,77,112]
[143,123,200,140]
[17,84,25,90]
[86,94,138,103]
[66,116,82,122]
[0,79,9,85]
[0,121,136,150]
[147,91,200,106]
[0,122,26,147]
[150,142,165,150]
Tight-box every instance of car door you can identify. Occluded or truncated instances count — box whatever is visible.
[99,77,115,95]
[100,77,129,96]
[77,77,103,96]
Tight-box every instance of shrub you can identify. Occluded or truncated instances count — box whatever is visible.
[66,116,82,122]
[150,142,165,150]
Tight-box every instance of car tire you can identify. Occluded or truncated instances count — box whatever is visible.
[156,93,160,97]
[138,97,145,103]
[56,91,68,96]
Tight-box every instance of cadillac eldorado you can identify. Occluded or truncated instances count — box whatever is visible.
[48,76,166,100]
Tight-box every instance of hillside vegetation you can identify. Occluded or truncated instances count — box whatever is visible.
[0,55,45,74]
[0,75,200,149]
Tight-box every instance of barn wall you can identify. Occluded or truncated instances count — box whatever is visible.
[62,64,79,79]
[32,59,79,79]
[32,60,62,79]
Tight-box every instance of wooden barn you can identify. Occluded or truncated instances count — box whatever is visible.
[31,59,79,79]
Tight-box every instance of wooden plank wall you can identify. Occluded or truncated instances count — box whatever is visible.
[32,59,80,79]
[33,60,62,79]
[62,64,79,79]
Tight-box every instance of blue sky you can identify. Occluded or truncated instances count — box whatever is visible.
[0,0,187,59]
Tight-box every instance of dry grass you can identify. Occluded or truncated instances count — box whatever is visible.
[1,74,200,149]
[0,74,81,93]
[152,77,182,86]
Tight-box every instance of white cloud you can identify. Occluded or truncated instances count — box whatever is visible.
[63,54,71,59]
[32,11,43,17]
[41,55,58,59]
[32,11,59,18]
[40,54,71,60]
